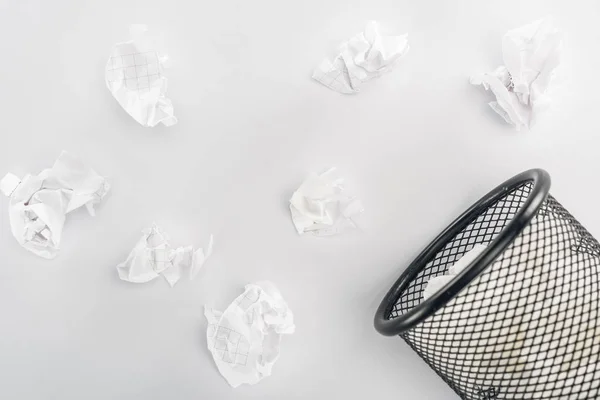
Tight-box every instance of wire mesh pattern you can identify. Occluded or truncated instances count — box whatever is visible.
[387,182,600,399]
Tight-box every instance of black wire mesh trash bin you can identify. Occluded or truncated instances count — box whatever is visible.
[374,169,600,399]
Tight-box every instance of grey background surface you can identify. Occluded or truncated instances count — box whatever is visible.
[0,0,599,399]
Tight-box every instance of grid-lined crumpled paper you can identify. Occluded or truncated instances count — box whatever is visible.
[105,25,177,127]
[471,17,563,130]
[312,21,409,94]
[290,168,364,236]
[116,224,213,287]
[1,151,109,259]
[205,281,295,387]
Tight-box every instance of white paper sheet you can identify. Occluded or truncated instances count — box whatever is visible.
[106,25,177,127]
[1,151,110,259]
[205,281,295,388]
[470,17,563,130]
[116,224,213,287]
[312,21,409,94]
[289,168,364,236]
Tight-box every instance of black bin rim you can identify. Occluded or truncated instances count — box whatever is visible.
[374,169,551,336]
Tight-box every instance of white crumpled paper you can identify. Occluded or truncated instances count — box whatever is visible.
[423,244,487,300]
[205,281,295,388]
[116,224,213,287]
[289,168,364,236]
[1,151,109,259]
[312,21,409,94]
[105,25,177,127]
[470,17,563,130]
